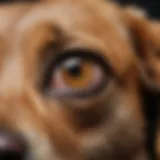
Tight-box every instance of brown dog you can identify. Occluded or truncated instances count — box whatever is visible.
[0,0,159,160]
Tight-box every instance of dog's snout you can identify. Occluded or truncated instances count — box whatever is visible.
[0,129,27,160]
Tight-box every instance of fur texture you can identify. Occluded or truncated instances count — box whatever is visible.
[0,1,159,160]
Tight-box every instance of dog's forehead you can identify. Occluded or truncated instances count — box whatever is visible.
[16,4,98,35]
[14,1,134,76]
[16,1,126,36]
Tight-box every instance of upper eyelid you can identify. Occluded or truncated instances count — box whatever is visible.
[46,48,111,73]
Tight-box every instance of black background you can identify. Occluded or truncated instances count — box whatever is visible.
[115,0,160,19]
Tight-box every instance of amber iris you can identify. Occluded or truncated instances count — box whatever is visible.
[59,58,94,88]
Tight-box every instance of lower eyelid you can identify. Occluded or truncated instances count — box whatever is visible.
[53,70,68,89]
[47,77,107,99]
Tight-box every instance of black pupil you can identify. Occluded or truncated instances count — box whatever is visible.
[64,59,83,77]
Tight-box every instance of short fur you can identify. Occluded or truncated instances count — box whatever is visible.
[0,1,159,160]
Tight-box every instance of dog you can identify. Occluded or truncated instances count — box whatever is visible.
[0,0,160,160]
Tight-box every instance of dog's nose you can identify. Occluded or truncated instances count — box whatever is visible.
[0,129,27,160]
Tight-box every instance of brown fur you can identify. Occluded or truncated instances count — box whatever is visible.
[0,3,82,160]
[0,1,159,160]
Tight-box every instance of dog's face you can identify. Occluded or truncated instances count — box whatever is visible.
[0,1,159,160]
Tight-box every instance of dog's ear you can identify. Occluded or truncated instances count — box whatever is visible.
[122,7,160,91]
[122,8,160,159]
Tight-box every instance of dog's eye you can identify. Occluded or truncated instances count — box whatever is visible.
[44,49,108,98]
[52,58,104,88]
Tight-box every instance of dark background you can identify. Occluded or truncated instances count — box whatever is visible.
[115,0,160,19]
